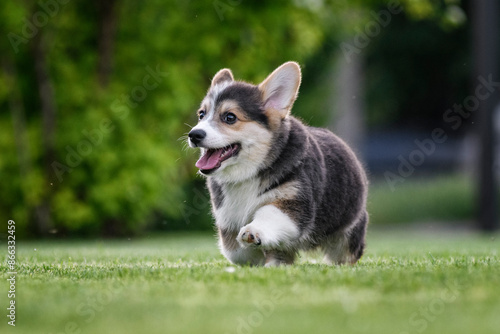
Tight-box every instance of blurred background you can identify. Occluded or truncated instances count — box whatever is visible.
[0,0,498,238]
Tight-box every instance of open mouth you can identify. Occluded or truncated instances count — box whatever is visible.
[195,143,241,174]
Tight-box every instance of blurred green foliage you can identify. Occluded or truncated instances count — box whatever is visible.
[368,174,475,225]
[0,0,467,237]
[0,0,338,237]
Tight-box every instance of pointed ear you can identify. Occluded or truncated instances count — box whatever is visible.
[211,68,234,88]
[258,62,301,118]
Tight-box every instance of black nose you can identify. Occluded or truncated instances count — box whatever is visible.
[188,129,206,145]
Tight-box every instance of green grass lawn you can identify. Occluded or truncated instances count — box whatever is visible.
[1,230,499,334]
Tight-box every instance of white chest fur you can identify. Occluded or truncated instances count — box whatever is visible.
[214,178,269,232]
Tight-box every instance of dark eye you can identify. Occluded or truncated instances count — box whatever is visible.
[223,112,237,124]
[198,110,206,120]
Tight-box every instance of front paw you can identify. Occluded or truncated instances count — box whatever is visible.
[237,226,262,248]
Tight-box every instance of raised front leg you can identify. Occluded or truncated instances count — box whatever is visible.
[218,228,265,266]
[237,205,299,266]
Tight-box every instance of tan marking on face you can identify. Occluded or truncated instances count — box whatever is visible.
[198,98,210,119]
[211,100,272,152]
[264,107,284,131]
[212,99,257,132]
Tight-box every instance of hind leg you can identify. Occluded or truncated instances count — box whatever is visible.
[322,211,368,265]
[322,233,355,265]
[347,210,368,262]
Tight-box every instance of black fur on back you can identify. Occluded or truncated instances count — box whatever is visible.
[258,116,368,249]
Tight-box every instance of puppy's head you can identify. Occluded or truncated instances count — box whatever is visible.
[188,62,301,183]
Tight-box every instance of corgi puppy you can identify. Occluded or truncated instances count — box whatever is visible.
[188,62,368,266]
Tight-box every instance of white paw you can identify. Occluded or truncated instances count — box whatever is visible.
[237,225,262,248]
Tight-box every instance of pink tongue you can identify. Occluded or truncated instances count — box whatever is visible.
[196,149,224,170]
